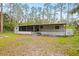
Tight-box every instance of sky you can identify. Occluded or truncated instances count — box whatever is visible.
[28,3,44,8]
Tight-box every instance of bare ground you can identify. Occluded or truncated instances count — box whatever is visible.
[0,35,67,56]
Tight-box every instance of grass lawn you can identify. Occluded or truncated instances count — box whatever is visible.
[0,32,79,56]
[0,32,25,47]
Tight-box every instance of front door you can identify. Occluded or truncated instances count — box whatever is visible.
[35,26,39,32]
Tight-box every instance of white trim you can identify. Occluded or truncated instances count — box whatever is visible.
[16,31,32,34]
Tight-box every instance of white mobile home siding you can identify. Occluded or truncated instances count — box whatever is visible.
[39,25,65,32]
[38,25,73,36]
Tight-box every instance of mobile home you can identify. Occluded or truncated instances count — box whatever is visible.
[15,23,73,36]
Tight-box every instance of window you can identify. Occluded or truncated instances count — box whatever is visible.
[55,26,59,29]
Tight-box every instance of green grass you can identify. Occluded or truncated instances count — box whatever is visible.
[0,32,16,46]
[0,32,32,47]
[54,36,79,56]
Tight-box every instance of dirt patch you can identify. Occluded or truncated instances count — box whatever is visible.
[0,35,65,56]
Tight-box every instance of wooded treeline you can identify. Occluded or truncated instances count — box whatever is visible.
[0,3,79,32]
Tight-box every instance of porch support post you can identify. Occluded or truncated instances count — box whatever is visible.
[39,25,40,32]
[65,23,66,36]
[33,26,35,32]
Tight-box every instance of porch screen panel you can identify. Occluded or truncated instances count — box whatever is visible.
[26,26,33,31]
[19,26,27,31]
[19,26,33,31]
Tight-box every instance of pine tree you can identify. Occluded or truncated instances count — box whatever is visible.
[0,3,3,32]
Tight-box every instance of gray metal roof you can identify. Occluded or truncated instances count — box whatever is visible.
[18,23,66,26]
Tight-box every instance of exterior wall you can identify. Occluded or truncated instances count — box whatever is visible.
[39,25,65,32]
[40,32,65,36]
[40,29,73,36]
[16,31,32,34]
[14,27,19,33]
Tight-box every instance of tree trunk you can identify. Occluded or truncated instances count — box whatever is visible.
[53,7,56,23]
[60,5,63,22]
[42,9,44,20]
[10,3,14,22]
[60,3,63,22]
[67,4,70,23]
[0,3,3,32]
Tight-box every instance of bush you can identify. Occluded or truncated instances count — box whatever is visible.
[3,13,17,32]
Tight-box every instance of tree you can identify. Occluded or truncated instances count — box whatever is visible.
[9,3,14,22]
[57,3,66,22]
[20,4,29,22]
[70,4,79,14]
[42,8,45,20]
[44,3,53,23]
[0,3,3,32]
[52,4,58,23]
[37,7,42,20]
[29,7,37,24]
[12,4,24,23]
[69,3,79,23]
[5,3,24,23]
[66,3,70,22]
[3,13,17,31]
